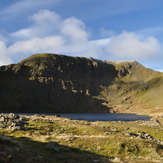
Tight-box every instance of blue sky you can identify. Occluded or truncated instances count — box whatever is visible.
[0,0,163,72]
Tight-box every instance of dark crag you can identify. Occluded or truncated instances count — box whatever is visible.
[0,53,117,113]
[0,53,163,114]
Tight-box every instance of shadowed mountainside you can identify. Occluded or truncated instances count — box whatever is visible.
[0,53,162,115]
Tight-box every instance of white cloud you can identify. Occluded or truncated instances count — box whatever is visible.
[30,9,61,24]
[12,12,89,42]
[11,10,61,39]
[0,34,7,43]
[106,32,161,60]
[8,36,65,60]
[91,38,110,47]
[0,41,12,65]
[157,69,163,72]
[99,28,115,37]
[8,10,92,60]
[61,17,89,42]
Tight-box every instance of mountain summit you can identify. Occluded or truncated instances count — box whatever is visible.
[0,53,162,115]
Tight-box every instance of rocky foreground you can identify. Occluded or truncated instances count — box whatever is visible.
[0,114,163,163]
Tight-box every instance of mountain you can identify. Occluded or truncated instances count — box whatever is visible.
[0,53,162,115]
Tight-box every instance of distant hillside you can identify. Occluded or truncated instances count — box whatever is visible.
[0,53,162,115]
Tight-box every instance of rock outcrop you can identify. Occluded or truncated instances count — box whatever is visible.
[0,113,28,131]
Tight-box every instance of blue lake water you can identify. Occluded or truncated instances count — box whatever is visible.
[57,113,151,122]
[3,113,151,122]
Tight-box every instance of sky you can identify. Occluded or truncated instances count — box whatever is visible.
[0,0,163,72]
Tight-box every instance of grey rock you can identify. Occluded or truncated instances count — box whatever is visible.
[0,114,28,131]
[0,116,6,122]
[46,141,60,152]
[142,120,160,127]
[11,126,22,131]
[9,113,20,119]
[105,131,112,135]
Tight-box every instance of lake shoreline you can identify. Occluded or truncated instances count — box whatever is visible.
[1,113,151,122]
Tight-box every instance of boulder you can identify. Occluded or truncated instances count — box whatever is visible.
[0,116,6,122]
[9,113,20,119]
[46,141,60,152]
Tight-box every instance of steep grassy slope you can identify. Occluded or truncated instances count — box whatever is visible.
[104,61,163,115]
[0,53,162,114]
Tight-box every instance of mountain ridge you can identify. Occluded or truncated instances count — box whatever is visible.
[0,53,162,115]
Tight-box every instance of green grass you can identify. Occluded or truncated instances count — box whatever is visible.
[0,115,163,162]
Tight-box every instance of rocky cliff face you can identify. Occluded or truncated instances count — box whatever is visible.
[0,53,162,114]
[0,53,118,113]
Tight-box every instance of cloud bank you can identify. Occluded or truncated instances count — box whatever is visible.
[0,9,163,69]
[107,32,162,60]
